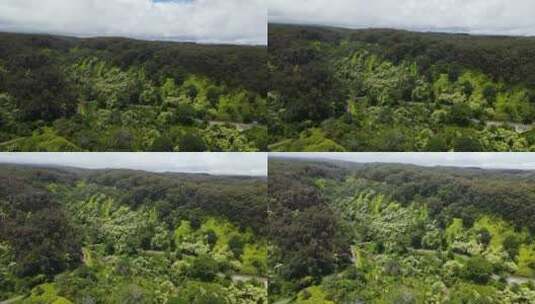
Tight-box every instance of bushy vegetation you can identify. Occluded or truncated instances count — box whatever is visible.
[268,158,535,303]
[268,24,535,151]
[0,164,267,303]
[0,32,267,151]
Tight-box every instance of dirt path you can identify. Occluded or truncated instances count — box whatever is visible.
[506,275,535,285]
[231,274,268,289]
[472,119,534,133]
[208,120,259,131]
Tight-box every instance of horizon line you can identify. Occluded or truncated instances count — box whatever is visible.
[269,155,535,171]
[268,21,535,39]
[0,28,267,47]
[0,162,267,177]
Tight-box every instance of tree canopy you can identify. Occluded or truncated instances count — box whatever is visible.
[0,32,267,151]
[0,164,267,303]
[268,24,535,152]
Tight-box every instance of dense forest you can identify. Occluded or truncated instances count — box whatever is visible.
[0,32,267,151]
[0,164,267,303]
[269,157,535,303]
[268,24,535,152]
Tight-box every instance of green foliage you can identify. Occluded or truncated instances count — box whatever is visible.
[0,128,83,152]
[502,234,522,257]
[463,256,494,284]
[241,244,268,275]
[446,283,500,304]
[228,235,246,259]
[384,287,418,304]
[2,52,77,122]
[170,281,227,304]
[112,284,151,304]
[0,33,266,151]
[268,24,535,151]
[295,286,334,304]
[269,128,346,152]
[0,188,81,278]
[178,133,207,152]
[27,283,73,304]
[446,218,465,246]
[0,164,267,302]
[517,245,535,277]
[268,158,535,303]
[187,255,219,282]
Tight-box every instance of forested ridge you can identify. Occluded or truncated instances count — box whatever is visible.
[268,24,535,152]
[0,164,267,303]
[0,32,267,151]
[269,157,535,303]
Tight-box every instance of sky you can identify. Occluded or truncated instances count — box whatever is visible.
[0,153,267,176]
[268,0,535,36]
[271,153,535,170]
[0,0,267,45]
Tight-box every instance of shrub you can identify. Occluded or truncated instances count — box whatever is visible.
[178,133,206,151]
[463,256,493,284]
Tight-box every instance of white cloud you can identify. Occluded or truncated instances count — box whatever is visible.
[0,152,268,176]
[0,0,267,45]
[268,0,535,36]
[271,153,535,170]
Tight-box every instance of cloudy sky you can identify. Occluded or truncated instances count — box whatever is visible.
[0,0,266,45]
[269,0,535,36]
[0,153,267,176]
[272,153,535,170]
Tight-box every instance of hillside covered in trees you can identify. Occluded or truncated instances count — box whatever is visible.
[269,157,535,303]
[268,24,535,152]
[0,32,267,151]
[0,164,267,303]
